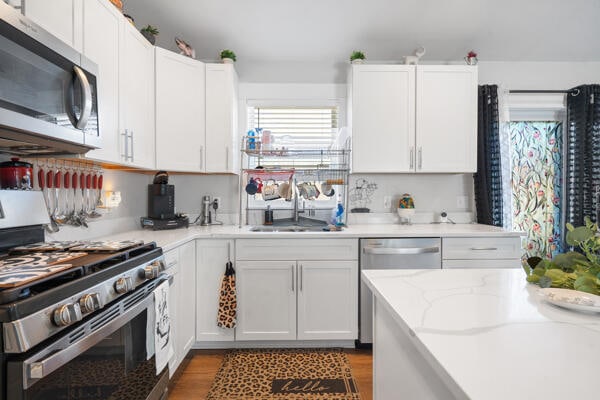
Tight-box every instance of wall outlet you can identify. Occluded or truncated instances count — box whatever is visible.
[383,196,392,210]
[213,197,221,209]
[456,196,468,209]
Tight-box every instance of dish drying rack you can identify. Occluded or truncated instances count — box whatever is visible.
[238,135,351,227]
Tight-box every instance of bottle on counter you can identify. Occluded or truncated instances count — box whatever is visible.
[334,195,344,226]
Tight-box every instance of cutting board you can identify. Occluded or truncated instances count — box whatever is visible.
[0,252,88,288]
[0,263,78,288]
[0,252,88,269]
[69,240,143,252]
[10,241,85,253]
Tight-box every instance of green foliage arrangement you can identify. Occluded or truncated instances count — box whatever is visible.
[140,25,159,35]
[220,49,237,62]
[523,217,600,295]
[349,50,366,62]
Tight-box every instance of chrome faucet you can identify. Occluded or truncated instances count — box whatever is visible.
[292,182,305,223]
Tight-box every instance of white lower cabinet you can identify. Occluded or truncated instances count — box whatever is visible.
[442,236,523,268]
[236,261,297,341]
[165,241,196,377]
[195,240,235,342]
[297,260,357,340]
[235,239,358,342]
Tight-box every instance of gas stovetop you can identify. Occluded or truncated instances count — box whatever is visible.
[0,240,160,320]
[0,240,166,354]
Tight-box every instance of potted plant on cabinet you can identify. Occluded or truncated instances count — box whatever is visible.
[350,50,366,64]
[465,50,478,65]
[140,25,159,45]
[220,49,237,64]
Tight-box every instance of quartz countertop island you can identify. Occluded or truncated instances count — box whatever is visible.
[361,269,600,400]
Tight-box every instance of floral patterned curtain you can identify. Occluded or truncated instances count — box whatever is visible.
[509,121,563,259]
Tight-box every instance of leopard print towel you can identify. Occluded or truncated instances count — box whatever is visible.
[217,261,236,329]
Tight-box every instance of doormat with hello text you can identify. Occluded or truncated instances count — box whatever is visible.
[206,348,361,399]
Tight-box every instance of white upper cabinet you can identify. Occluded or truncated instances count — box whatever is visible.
[416,66,478,173]
[155,48,206,172]
[119,21,155,169]
[205,64,238,173]
[23,0,83,51]
[82,0,122,164]
[350,65,415,173]
[349,64,477,173]
[155,60,238,173]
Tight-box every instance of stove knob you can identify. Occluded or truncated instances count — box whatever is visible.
[141,262,161,279]
[114,276,134,294]
[52,303,82,327]
[79,293,101,313]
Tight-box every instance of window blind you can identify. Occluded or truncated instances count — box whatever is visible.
[247,106,339,168]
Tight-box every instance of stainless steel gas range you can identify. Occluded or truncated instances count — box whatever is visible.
[0,191,169,400]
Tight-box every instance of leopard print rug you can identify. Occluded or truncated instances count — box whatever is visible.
[206,348,361,399]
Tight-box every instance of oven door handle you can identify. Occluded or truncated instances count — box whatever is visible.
[22,277,169,389]
[363,246,440,255]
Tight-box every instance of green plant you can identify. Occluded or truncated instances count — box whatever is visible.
[140,25,159,35]
[350,50,366,62]
[220,49,237,61]
[523,217,600,295]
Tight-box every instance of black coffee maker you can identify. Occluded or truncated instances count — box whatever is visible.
[141,171,188,230]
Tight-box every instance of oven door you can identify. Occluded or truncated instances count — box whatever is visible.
[0,2,99,149]
[6,279,170,400]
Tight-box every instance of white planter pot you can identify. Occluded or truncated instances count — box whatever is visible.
[351,59,364,65]
[222,58,234,64]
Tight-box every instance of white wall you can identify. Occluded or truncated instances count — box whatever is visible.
[478,61,600,89]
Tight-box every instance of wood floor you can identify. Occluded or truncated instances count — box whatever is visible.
[169,348,373,399]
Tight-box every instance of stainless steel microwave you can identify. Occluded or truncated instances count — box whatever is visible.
[0,1,99,155]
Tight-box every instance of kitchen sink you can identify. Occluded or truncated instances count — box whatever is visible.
[248,226,325,232]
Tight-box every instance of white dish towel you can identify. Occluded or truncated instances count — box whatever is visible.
[153,280,173,375]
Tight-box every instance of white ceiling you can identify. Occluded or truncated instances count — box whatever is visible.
[125,0,600,82]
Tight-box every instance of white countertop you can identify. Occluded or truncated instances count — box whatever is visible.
[362,269,600,400]
[97,223,522,252]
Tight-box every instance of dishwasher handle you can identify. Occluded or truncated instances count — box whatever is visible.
[363,246,440,255]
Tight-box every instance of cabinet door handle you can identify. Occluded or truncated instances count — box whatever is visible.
[409,147,414,169]
[299,264,303,291]
[199,146,204,170]
[363,246,440,255]
[291,264,295,292]
[418,147,423,170]
[121,129,128,161]
[129,130,134,162]
[225,146,229,171]
[469,247,498,251]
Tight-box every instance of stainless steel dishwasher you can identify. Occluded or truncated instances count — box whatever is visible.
[359,238,441,344]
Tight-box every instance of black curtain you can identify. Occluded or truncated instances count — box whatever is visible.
[474,85,503,226]
[565,84,600,227]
